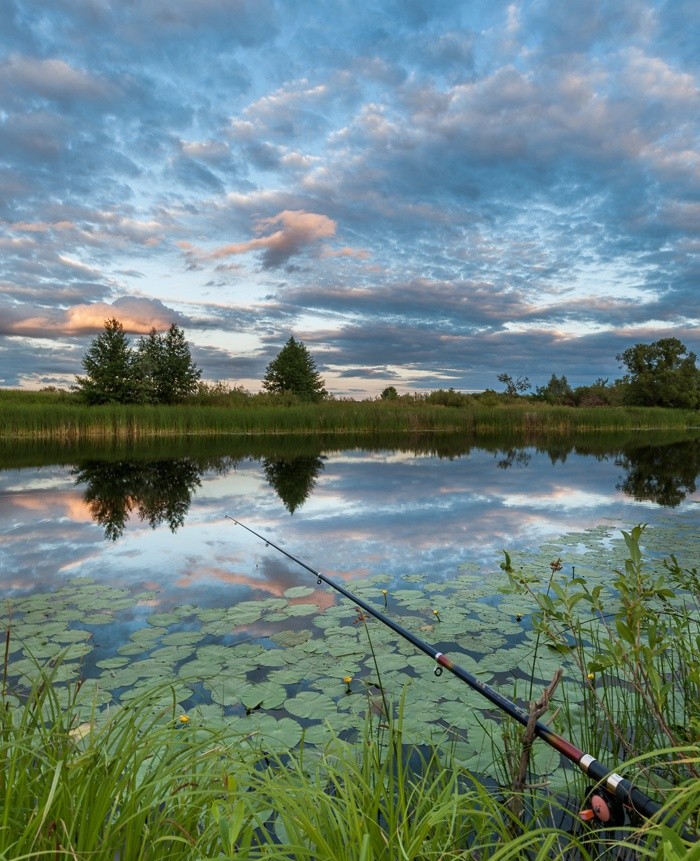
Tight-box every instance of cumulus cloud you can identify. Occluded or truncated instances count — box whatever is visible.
[0,297,188,338]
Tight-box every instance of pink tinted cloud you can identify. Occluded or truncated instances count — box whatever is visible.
[207,209,338,268]
[0,297,181,337]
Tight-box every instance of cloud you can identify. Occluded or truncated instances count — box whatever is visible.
[0,297,190,338]
[0,54,114,105]
[198,210,339,269]
[0,0,698,396]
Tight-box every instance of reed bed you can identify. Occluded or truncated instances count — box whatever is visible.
[1,391,698,441]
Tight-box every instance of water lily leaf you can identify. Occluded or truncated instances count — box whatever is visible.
[117,642,149,657]
[271,630,311,647]
[96,656,130,670]
[239,681,286,711]
[285,691,337,721]
[206,676,249,707]
[328,638,363,659]
[147,612,181,627]
[372,653,411,672]
[283,603,318,618]
[161,631,204,647]
[284,586,315,598]
[246,715,304,752]
[129,626,168,644]
[149,645,196,664]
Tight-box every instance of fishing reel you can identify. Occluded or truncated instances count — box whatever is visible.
[579,786,626,829]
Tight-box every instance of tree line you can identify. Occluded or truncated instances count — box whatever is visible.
[74,319,700,409]
[74,321,325,405]
[492,337,700,410]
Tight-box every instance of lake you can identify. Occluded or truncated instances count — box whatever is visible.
[1,430,698,763]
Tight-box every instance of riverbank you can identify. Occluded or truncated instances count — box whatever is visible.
[1,389,698,440]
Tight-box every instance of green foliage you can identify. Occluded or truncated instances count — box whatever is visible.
[262,336,327,401]
[2,664,697,858]
[572,378,625,407]
[424,387,473,407]
[617,338,700,408]
[74,318,140,405]
[535,373,574,405]
[262,454,325,513]
[380,385,398,399]
[2,392,700,441]
[136,324,201,404]
[190,381,252,406]
[502,525,700,784]
[74,320,200,406]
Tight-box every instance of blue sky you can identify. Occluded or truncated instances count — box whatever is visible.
[1,0,699,396]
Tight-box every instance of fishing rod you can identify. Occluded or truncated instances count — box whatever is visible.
[227,516,695,837]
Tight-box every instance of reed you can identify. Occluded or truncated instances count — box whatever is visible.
[1,389,698,441]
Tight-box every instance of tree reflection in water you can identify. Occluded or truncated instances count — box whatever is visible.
[262,455,325,514]
[615,440,700,507]
[67,433,700,539]
[72,459,204,540]
[72,452,326,538]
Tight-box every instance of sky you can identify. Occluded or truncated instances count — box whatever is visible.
[1,0,699,397]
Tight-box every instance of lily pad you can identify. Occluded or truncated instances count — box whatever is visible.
[283,586,316,599]
[285,691,337,721]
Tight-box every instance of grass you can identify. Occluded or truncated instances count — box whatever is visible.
[1,388,698,441]
[2,666,698,860]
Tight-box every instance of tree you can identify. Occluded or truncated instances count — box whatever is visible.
[135,328,163,404]
[616,338,700,408]
[136,324,201,404]
[262,336,327,401]
[380,386,398,400]
[497,372,530,396]
[535,374,573,405]
[74,318,140,405]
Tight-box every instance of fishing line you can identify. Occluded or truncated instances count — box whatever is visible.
[227,516,696,839]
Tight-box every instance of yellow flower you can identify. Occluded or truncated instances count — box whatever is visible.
[432,609,441,621]
[178,714,190,724]
[587,672,595,681]
[343,676,353,684]
[381,589,388,595]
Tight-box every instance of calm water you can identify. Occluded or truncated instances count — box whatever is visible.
[2,433,698,624]
[2,430,698,772]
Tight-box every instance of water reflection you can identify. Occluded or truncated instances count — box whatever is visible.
[615,439,700,507]
[68,453,328,538]
[0,431,698,612]
[72,459,205,540]
[495,449,532,470]
[64,434,700,540]
[262,455,326,514]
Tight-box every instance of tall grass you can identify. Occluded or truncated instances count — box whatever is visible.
[2,665,696,860]
[501,526,700,841]
[1,389,698,441]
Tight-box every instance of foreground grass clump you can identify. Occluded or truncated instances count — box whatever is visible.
[1,669,698,860]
